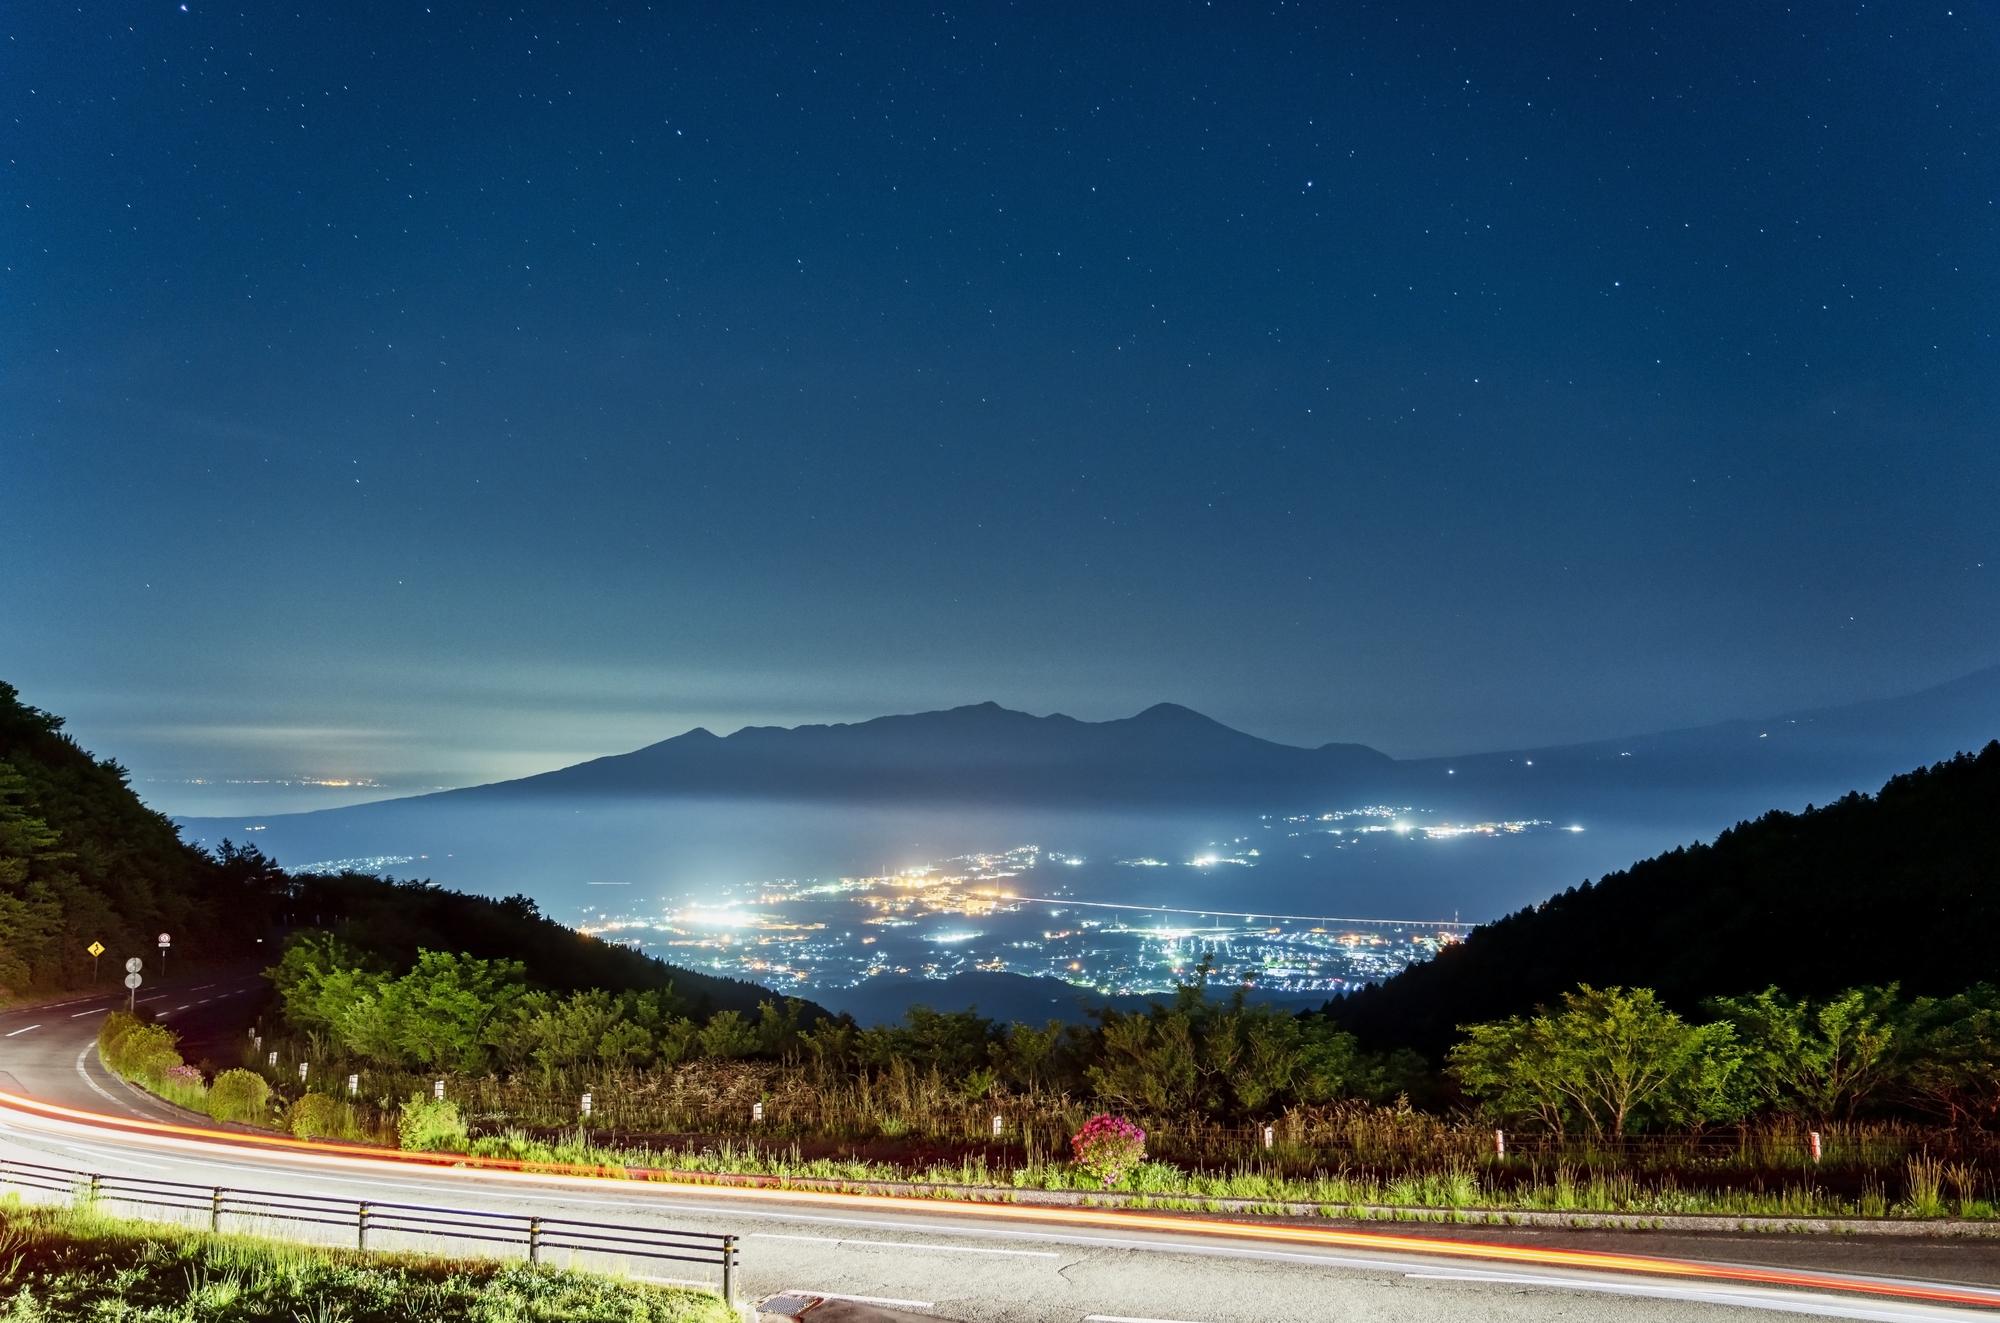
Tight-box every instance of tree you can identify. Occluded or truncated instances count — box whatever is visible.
[1708,986,1899,1121]
[1900,985,2000,1127]
[1451,985,1745,1137]
[696,1010,759,1060]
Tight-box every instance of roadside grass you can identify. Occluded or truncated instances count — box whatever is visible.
[0,1200,733,1322]
[103,1015,2000,1227]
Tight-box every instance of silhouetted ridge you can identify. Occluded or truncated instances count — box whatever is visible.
[1330,741,2000,1055]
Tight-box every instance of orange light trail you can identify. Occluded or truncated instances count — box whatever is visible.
[2,1088,1995,1312]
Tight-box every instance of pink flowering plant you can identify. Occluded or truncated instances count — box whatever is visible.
[1069,1112,1147,1187]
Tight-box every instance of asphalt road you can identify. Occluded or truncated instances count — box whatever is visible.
[4,981,1999,1323]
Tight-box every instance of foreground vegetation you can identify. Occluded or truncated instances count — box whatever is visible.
[19,680,2000,1227]
[0,1201,732,1322]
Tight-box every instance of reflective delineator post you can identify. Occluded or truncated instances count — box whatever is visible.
[357,1201,370,1250]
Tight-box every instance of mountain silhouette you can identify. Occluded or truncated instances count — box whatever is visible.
[179,663,2000,828]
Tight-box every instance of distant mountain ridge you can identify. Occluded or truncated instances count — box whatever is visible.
[480,699,1393,806]
[190,662,2000,825]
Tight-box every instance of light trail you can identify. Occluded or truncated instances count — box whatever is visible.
[4,1088,1998,1313]
[1012,896,1477,929]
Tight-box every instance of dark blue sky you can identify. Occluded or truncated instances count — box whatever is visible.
[4,3,1996,802]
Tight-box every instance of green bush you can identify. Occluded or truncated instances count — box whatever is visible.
[206,1069,273,1123]
[285,1092,363,1141]
[98,1013,184,1084]
[397,1093,470,1153]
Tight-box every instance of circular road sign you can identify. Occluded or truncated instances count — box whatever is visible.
[124,957,143,974]
[157,932,172,947]
[123,972,143,989]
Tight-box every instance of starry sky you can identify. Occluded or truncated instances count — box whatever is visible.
[3,3,1996,806]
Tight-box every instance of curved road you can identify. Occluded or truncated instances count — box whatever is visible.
[4,979,1999,1323]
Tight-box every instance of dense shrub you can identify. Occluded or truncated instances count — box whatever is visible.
[98,1013,183,1084]
[207,1069,272,1123]
[397,1093,470,1153]
[285,1092,364,1141]
[1070,1113,1147,1186]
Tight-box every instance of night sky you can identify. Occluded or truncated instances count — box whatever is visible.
[4,4,1996,804]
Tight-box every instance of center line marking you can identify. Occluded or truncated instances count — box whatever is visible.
[69,1009,107,1019]
[4,1025,41,1037]
[750,1232,1057,1258]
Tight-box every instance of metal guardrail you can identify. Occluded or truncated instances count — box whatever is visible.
[0,1156,739,1300]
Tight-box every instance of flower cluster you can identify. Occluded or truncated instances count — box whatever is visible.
[1069,1112,1147,1187]
[164,1063,205,1088]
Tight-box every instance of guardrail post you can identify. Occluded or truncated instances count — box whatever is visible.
[210,1186,223,1233]
[527,1216,542,1265]
[357,1201,370,1250]
[83,1172,101,1207]
[722,1234,738,1302]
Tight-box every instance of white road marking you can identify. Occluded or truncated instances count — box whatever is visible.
[172,1005,190,1011]
[69,1009,107,1019]
[1398,1273,1969,1323]
[72,1045,140,1114]
[1085,1316,1213,1323]
[782,1289,931,1310]
[4,1025,41,1038]
[41,1139,172,1172]
[751,1231,1058,1258]
[191,985,214,991]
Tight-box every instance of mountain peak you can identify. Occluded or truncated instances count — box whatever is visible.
[1130,701,1217,726]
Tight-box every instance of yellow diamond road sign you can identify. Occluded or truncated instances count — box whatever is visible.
[86,941,105,957]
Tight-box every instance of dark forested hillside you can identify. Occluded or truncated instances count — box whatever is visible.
[284,869,782,1016]
[0,681,787,1015]
[0,681,270,993]
[1332,742,2000,1055]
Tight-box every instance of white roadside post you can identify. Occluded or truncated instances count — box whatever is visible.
[348,1074,360,1097]
[298,1062,309,1082]
[434,1079,445,1101]
[581,1091,593,1119]
[992,1114,1003,1138]
[752,1101,764,1124]
[1263,1124,1275,1150]
[157,932,172,979]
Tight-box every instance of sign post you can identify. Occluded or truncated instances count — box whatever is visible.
[123,969,142,1012]
[87,940,105,982]
[157,932,172,979]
